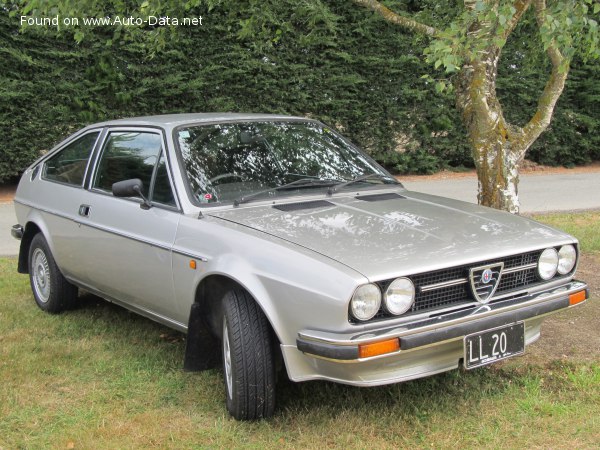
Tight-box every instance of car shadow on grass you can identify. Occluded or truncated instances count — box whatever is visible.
[273,364,519,420]
[65,291,527,422]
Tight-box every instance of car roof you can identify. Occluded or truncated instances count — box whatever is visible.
[91,113,312,129]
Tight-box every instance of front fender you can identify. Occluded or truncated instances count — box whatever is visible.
[172,215,367,346]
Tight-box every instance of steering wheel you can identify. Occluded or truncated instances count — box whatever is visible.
[209,173,244,184]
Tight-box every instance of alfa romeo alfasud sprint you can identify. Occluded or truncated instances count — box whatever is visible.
[12,114,588,420]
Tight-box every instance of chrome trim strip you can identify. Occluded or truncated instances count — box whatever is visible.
[419,262,539,292]
[503,262,537,274]
[76,220,174,252]
[172,248,209,262]
[420,277,468,292]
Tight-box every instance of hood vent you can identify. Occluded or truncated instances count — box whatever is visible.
[273,200,334,212]
[355,193,405,202]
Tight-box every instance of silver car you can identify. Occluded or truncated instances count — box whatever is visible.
[12,114,588,420]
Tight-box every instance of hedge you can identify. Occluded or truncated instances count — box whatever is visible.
[1,4,598,183]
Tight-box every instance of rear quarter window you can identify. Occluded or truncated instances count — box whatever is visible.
[43,132,100,186]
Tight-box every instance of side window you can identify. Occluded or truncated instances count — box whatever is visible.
[93,132,162,195]
[43,132,99,186]
[151,153,176,207]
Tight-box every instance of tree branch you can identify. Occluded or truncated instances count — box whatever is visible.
[502,0,532,39]
[353,0,439,37]
[520,0,568,153]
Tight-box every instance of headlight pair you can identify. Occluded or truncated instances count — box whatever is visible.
[351,245,577,322]
[350,277,415,322]
[537,244,577,280]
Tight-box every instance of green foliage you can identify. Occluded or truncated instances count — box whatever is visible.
[0,15,87,182]
[420,0,599,76]
[498,9,600,167]
[537,0,600,63]
[0,2,475,182]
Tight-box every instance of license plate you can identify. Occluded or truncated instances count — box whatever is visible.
[464,322,525,369]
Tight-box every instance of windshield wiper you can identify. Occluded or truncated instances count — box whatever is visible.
[234,178,338,206]
[326,173,397,196]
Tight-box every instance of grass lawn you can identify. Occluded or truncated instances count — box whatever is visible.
[1,212,599,449]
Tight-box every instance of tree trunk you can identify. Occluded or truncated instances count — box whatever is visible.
[455,52,525,213]
[455,60,568,214]
[454,2,568,215]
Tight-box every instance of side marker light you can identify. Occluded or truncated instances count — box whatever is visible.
[569,290,587,306]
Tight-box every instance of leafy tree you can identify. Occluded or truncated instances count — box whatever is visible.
[354,0,599,213]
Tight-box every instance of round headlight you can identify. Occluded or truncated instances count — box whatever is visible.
[384,277,415,315]
[538,248,559,280]
[557,244,577,275]
[350,284,381,321]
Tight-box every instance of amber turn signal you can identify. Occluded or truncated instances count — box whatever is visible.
[189,259,197,270]
[569,290,587,306]
[358,338,400,358]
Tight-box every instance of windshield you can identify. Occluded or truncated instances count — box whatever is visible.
[176,120,398,205]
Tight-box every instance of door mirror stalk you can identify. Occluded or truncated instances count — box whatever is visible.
[112,178,153,210]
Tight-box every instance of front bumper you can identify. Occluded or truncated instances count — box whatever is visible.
[288,281,588,385]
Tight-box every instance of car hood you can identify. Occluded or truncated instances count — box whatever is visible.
[206,190,574,280]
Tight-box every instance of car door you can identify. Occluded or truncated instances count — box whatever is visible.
[77,128,183,323]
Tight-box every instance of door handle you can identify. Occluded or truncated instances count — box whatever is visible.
[78,204,91,217]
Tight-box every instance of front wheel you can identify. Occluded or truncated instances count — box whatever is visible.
[28,233,77,313]
[221,289,276,420]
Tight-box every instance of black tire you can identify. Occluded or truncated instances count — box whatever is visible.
[221,289,276,420]
[28,233,77,314]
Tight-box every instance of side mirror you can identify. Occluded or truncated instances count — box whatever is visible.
[112,179,152,210]
[112,178,143,197]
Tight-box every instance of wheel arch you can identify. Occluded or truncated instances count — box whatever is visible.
[17,207,61,274]
[17,221,43,273]
[183,271,283,372]
[195,271,283,343]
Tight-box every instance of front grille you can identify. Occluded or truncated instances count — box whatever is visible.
[411,267,465,286]
[364,249,569,323]
[500,252,540,269]
[414,283,470,311]
[497,268,538,293]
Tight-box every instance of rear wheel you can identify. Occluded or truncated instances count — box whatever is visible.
[28,233,77,313]
[221,289,276,420]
